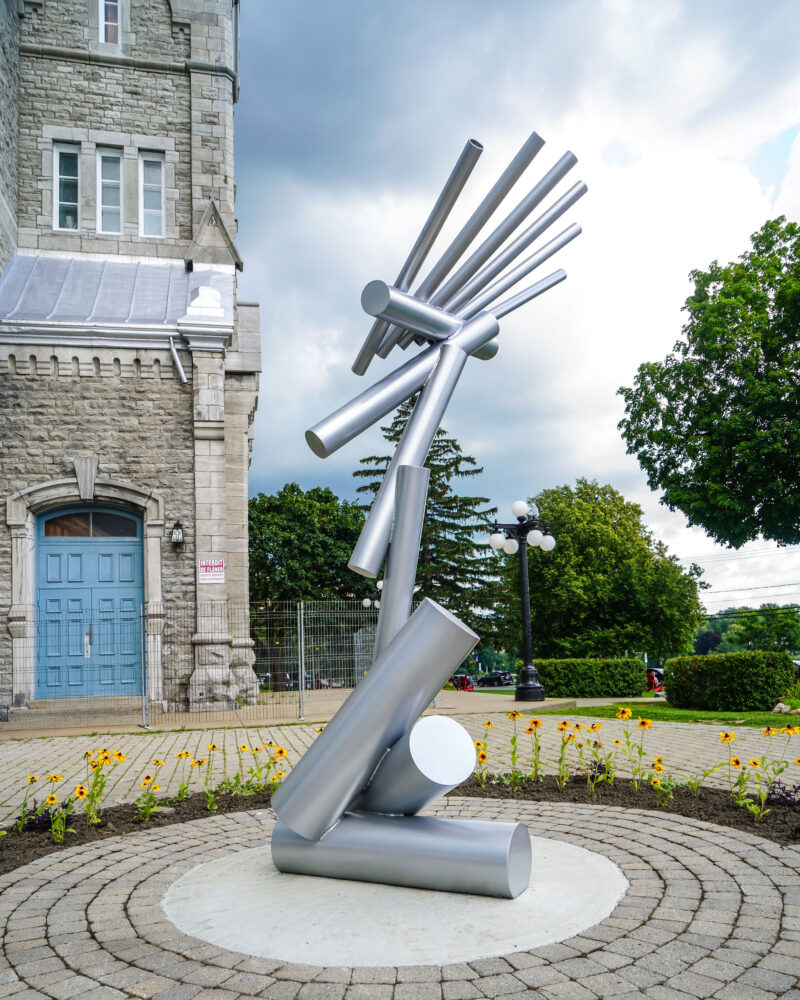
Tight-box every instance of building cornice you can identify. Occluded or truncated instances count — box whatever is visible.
[0,323,232,352]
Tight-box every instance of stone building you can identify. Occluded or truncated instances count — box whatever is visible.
[0,0,261,720]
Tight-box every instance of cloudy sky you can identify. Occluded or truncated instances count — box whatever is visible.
[233,0,800,613]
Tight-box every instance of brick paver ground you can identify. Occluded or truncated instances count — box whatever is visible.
[1,801,799,999]
[0,711,794,828]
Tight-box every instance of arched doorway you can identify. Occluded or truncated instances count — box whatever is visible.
[36,505,144,698]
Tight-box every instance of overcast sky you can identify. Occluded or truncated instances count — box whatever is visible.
[233,0,800,614]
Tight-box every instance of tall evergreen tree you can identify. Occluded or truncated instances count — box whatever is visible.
[354,400,497,631]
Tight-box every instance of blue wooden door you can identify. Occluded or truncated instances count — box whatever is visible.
[36,507,144,698]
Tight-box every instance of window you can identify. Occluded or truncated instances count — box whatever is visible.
[97,148,122,233]
[139,152,164,237]
[44,510,137,538]
[53,144,79,230]
[100,0,120,44]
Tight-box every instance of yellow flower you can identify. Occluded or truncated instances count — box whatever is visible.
[474,740,484,750]
[613,739,623,746]
[47,773,64,782]
[45,794,57,807]
[251,746,262,755]
[141,775,153,785]
[528,719,543,729]
[27,775,39,784]
[637,718,653,730]
[177,750,190,759]
[564,733,575,744]
[315,727,325,734]
[653,763,664,773]
[275,771,285,780]
[616,708,632,720]
[653,756,664,765]
[274,746,288,760]
[731,757,742,768]
[75,784,88,799]
[718,732,735,744]
[651,777,661,787]
[152,759,165,767]
[506,710,523,720]
[151,785,160,792]
[239,744,249,752]
[191,760,200,767]
[90,760,102,772]
[483,721,494,729]
[477,751,488,763]
[207,743,220,752]
[557,721,570,733]
[588,723,602,732]
[762,727,777,737]
[113,751,126,763]
[99,752,112,765]
[573,723,585,731]
[781,726,799,736]
[795,758,800,766]
[748,759,760,769]
[592,740,603,749]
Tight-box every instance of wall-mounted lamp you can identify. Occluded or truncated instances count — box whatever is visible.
[170,520,185,546]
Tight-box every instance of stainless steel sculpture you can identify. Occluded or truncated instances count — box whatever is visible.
[272,128,585,899]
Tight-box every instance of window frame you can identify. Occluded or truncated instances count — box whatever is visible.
[52,143,80,232]
[96,147,123,235]
[138,151,165,238]
[99,0,121,45]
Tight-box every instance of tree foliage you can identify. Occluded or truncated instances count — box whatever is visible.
[487,479,705,660]
[248,483,373,604]
[618,217,800,547]
[354,400,497,630]
[698,604,800,654]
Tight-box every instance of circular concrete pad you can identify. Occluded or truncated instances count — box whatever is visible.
[163,835,628,966]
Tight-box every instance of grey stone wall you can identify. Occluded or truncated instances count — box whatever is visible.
[0,0,18,270]
[0,347,197,709]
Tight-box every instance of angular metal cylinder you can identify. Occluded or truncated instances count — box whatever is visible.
[348,342,468,578]
[270,598,478,841]
[305,312,498,460]
[372,464,429,660]
[361,281,461,339]
[355,715,476,815]
[271,812,532,899]
[494,268,567,318]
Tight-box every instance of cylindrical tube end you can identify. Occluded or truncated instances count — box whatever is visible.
[473,341,498,361]
[304,427,328,459]
[361,280,392,317]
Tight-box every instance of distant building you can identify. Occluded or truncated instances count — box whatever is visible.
[0,0,261,720]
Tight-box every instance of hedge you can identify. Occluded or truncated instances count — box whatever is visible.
[664,651,795,712]
[533,658,645,698]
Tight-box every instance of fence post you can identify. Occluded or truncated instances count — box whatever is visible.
[297,601,306,721]
[140,605,149,729]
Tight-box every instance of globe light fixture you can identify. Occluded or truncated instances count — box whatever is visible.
[362,582,384,609]
[487,501,557,702]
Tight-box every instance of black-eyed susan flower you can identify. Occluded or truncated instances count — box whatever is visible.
[483,720,494,729]
[251,746,262,755]
[315,727,325,734]
[613,738,623,746]
[141,775,153,786]
[653,763,664,773]
[27,775,39,784]
[731,757,742,768]
[637,718,653,730]
[274,746,288,760]
[113,751,126,763]
[651,777,661,788]
[748,759,760,769]
[177,750,190,759]
[207,743,220,752]
[718,732,735,744]
[616,708,632,720]
[557,721,570,733]
[477,751,488,763]
[528,719,543,729]
[762,728,777,737]
[47,773,64,782]
[239,744,249,753]
[795,758,800,766]
[151,785,160,793]
[45,794,57,807]
[474,740,484,750]
[592,740,603,750]
[275,771,285,780]
[75,784,88,798]
[653,756,664,765]
[152,759,164,767]
[506,710,523,720]
[588,723,602,732]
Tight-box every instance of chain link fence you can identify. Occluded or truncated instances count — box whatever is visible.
[1,601,379,732]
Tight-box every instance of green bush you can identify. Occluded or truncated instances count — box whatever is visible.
[533,658,645,698]
[664,652,795,711]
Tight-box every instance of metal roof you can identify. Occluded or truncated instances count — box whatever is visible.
[0,253,234,332]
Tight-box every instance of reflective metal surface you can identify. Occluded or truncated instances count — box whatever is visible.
[271,598,477,841]
[272,812,532,899]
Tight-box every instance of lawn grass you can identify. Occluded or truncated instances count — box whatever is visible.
[535,702,796,728]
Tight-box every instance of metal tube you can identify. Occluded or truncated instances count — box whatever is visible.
[354,715,475,815]
[305,312,498,459]
[271,812,532,899]
[372,464,429,659]
[352,138,483,376]
[348,342,468,578]
[443,182,587,314]
[271,597,477,841]
[169,336,188,384]
[458,224,581,318]
[297,601,306,721]
[493,269,567,319]
[361,281,461,339]
[432,152,578,311]
[376,130,545,358]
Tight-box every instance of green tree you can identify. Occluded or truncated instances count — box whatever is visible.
[618,217,800,547]
[354,400,497,630]
[700,604,800,654]
[248,483,373,604]
[488,479,705,660]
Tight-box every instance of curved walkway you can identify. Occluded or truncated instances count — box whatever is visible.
[1,801,799,1000]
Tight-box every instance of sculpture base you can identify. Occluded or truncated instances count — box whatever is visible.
[515,683,546,701]
[162,835,628,967]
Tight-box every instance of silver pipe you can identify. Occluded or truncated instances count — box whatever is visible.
[305,311,498,460]
[352,138,483,376]
[348,342,468,578]
[270,597,477,841]
[372,464,429,660]
[458,224,581,318]
[376,130,545,358]
[361,281,461,339]
[493,268,567,318]
[271,812,532,899]
[169,336,188,384]
[355,715,475,815]
[444,182,587,314]
[432,152,577,311]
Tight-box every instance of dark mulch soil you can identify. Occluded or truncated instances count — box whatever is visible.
[1,777,798,877]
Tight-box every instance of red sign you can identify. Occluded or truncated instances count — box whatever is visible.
[198,557,225,584]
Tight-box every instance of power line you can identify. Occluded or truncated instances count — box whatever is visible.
[703,580,800,596]
[679,545,800,565]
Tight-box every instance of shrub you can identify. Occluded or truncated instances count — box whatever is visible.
[664,652,795,711]
[533,658,645,698]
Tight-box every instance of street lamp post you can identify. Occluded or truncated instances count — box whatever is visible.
[489,500,556,702]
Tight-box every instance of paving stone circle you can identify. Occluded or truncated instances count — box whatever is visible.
[0,799,799,1000]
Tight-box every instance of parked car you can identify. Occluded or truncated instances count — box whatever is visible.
[477,671,513,687]
[451,674,475,691]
